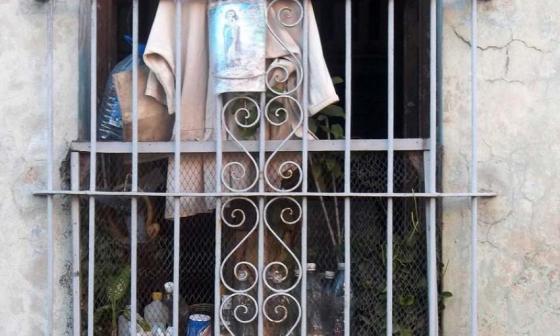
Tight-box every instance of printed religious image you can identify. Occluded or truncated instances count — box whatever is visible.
[209,0,267,94]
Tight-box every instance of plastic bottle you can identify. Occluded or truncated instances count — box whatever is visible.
[332,263,346,336]
[162,282,189,333]
[322,271,336,332]
[307,263,325,336]
[220,294,233,334]
[98,36,146,141]
[323,271,336,293]
[332,263,345,297]
[144,292,169,334]
[163,282,174,322]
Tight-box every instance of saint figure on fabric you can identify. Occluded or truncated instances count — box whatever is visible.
[224,9,241,67]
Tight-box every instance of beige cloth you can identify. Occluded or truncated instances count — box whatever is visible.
[113,64,174,142]
[144,0,339,218]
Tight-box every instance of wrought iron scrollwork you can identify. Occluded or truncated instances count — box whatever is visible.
[263,197,303,334]
[264,0,305,192]
[222,96,261,192]
[219,1,306,334]
[220,197,259,293]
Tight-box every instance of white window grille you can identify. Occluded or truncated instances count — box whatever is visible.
[36,0,494,336]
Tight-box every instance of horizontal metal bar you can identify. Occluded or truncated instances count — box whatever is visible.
[70,139,429,153]
[35,190,497,198]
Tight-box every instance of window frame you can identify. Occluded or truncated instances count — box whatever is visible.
[36,0,494,335]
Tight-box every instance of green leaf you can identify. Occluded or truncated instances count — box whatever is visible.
[308,117,318,134]
[319,124,331,134]
[332,76,344,85]
[311,164,327,191]
[106,266,131,304]
[399,294,415,307]
[94,305,112,325]
[321,105,346,118]
[400,328,414,336]
[238,125,258,140]
[330,124,345,139]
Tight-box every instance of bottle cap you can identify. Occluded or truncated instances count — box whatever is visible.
[325,271,336,279]
[337,263,345,271]
[307,263,317,272]
[164,282,174,294]
[152,292,163,301]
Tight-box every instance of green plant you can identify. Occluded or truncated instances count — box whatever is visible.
[93,265,148,336]
[308,78,346,254]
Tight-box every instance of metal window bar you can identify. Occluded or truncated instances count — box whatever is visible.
[343,1,352,336]
[173,2,183,336]
[36,0,493,335]
[87,1,97,336]
[386,1,395,334]
[301,2,311,335]
[428,0,440,335]
[130,2,140,335]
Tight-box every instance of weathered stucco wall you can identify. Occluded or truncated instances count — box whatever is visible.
[442,0,560,334]
[0,0,79,334]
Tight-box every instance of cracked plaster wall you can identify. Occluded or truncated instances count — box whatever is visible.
[0,0,558,335]
[442,0,560,335]
[0,0,79,334]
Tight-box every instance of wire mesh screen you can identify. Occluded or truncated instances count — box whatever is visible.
[79,150,429,335]
[349,152,428,336]
[80,154,216,335]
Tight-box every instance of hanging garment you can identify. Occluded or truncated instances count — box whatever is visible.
[144,0,339,219]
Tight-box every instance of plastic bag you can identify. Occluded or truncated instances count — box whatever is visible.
[98,36,146,141]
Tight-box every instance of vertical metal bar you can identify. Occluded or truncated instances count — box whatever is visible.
[427,0,439,334]
[173,1,182,336]
[301,1,311,335]
[46,0,55,334]
[71,152,81,336]
[257,92,266,336]
[386,1,395,335]
[130,1,139,335]
[87,0,98,335]
[214,94,223,336]
[343,0,352,335]
[470,0,479,334]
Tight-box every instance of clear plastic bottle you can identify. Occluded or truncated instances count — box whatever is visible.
[144,292,169,334]
[322,271,336,333]
[332,263,346,336]
[220,294,233,335]
[323,271,336,294]
[333,263,345,297]
[162,282,190,333]
[307,263,325,336]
